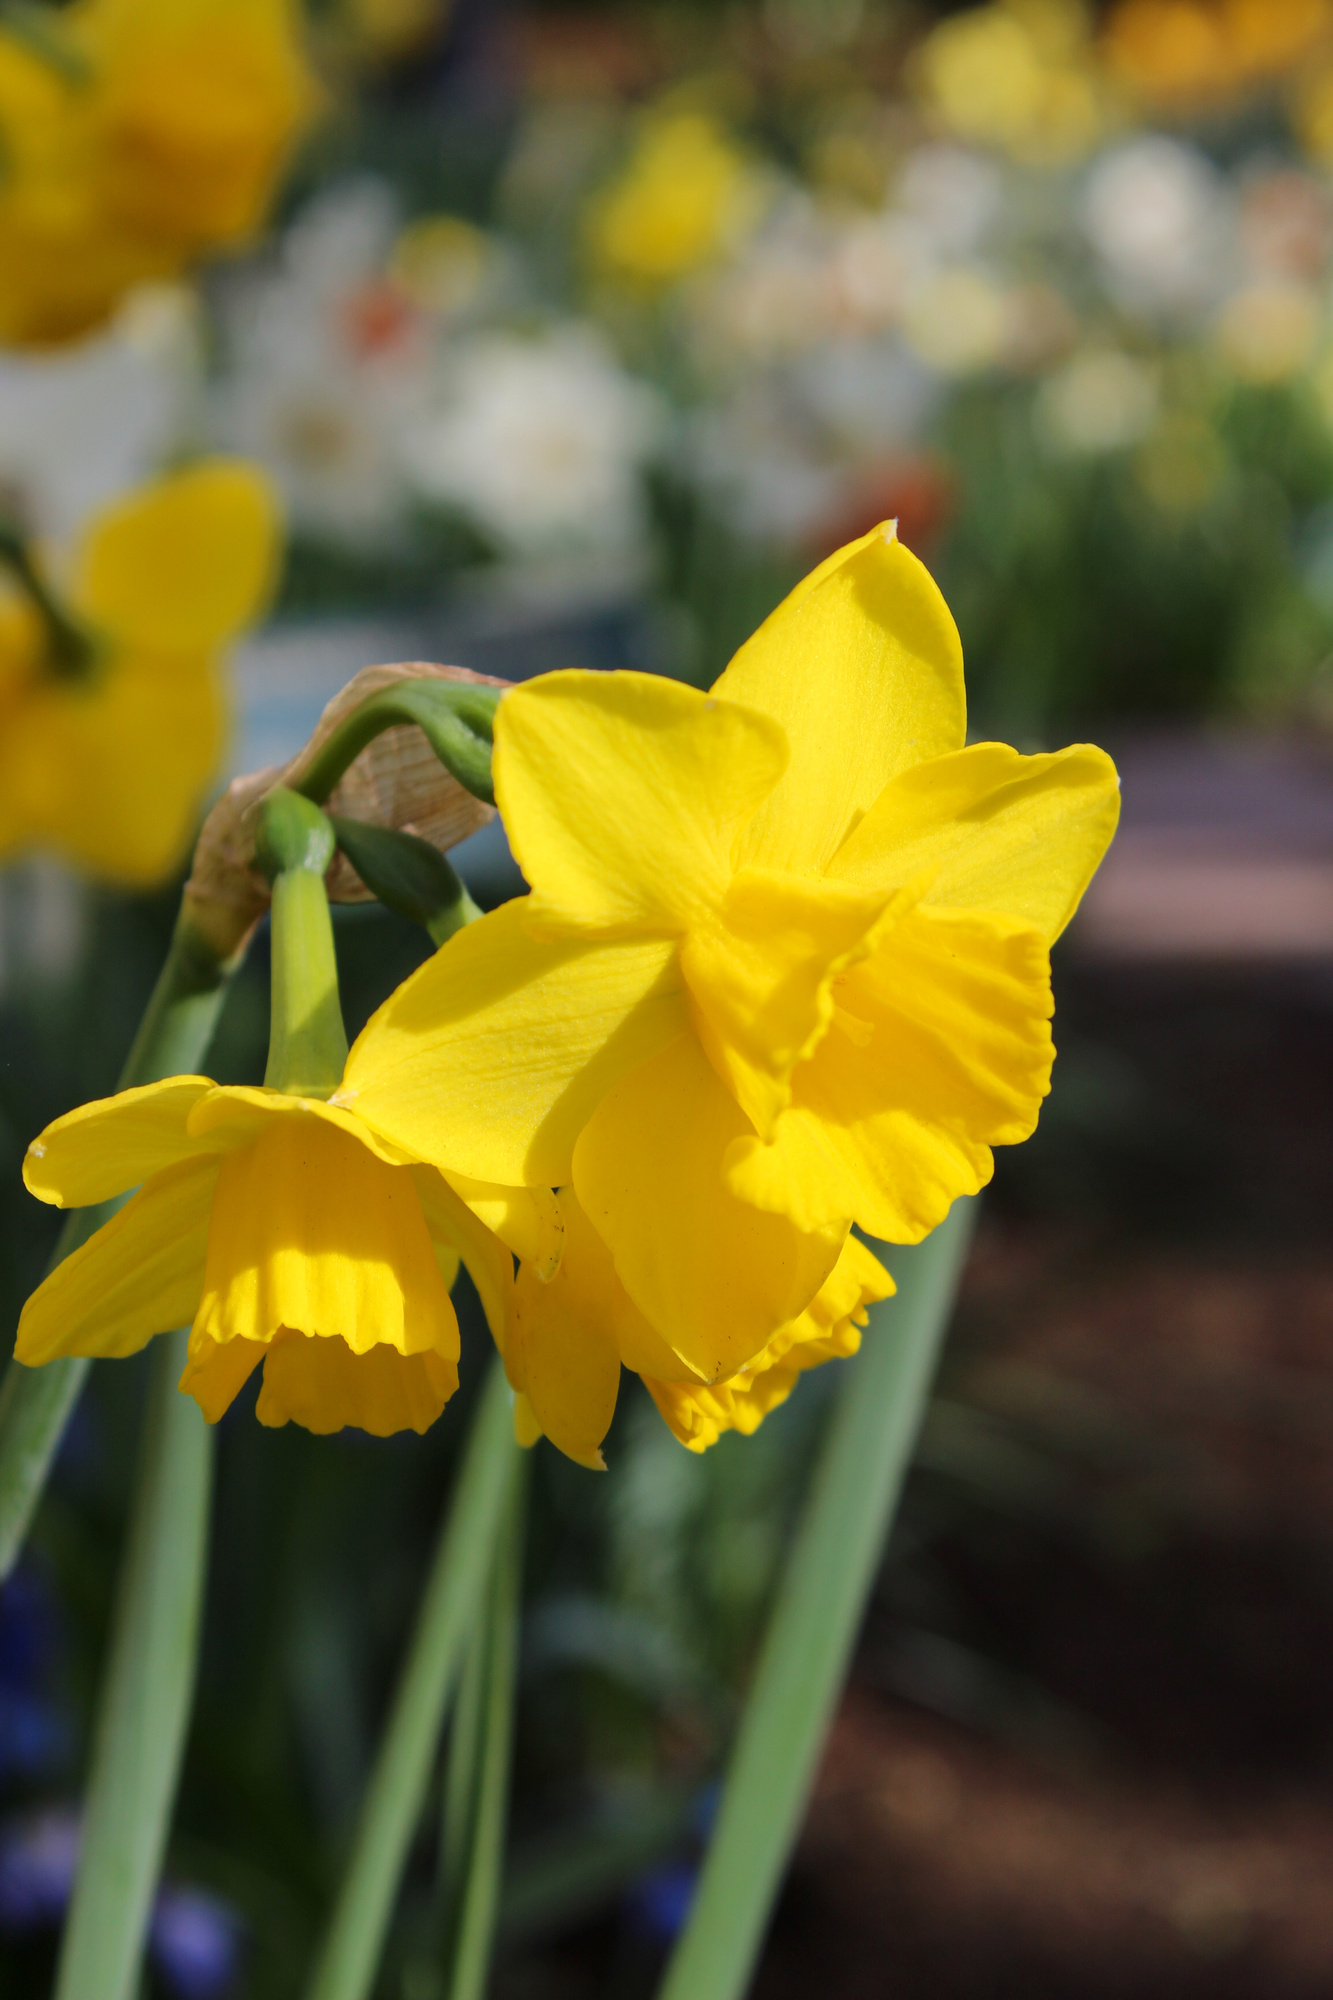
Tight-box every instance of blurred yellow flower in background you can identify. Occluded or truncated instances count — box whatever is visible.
[0,0,315,346]
[339,524,1119,1466]
[585,109,766,287]
[914,0,1108,163]
[17,1070,511,1438]
[0,461,279,884]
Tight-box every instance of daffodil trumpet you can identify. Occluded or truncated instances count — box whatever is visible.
[15,786,512,1440]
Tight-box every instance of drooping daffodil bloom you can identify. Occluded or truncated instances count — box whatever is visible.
[17,1073,511,1437]
[336,521,1119,1464]
[0,460,279,884]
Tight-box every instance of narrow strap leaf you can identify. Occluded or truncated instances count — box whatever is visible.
[443,1453,527,2000]
[54,1328,213,2000]
[657,1199,976,2000]
[305,1355,520,2000]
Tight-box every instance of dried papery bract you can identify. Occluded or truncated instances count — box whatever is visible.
[183,661,510,959]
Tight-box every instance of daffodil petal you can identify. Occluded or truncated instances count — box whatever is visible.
[509,1251,621,1471]
[410,1164,514,1354]
[178,1331,262,1423]
[539,1186,699,1384]
[828,741,1121,944]
[186,1084,418,1167]
[343,900,689,1187]
[682,866,897,1138]
[494,670,788,934]
[74,460,280,651]
[513,1391,542,1448]
[24,1075,216,1207]
[254,1331,457,1437]
[774,903,1055,1243]
[442,1174,549,1264]
[0,653,226,887]
[193,1116,458,1361]
[572,1032,847,1382]
[16,1154,217,1364]
[714,522,965,876]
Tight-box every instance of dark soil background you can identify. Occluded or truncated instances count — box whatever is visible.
[497,952,1333,1998]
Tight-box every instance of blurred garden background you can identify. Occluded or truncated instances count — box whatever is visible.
[3,0,1333,1993]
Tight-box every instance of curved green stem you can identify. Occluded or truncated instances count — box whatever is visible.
[657,1201,976,2000]
[295,682,501,810]
[0,905,248,1580]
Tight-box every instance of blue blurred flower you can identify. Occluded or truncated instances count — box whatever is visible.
[150,1883,245,2000]
[0,1807,80,1930]
[0,1567,69,1779]
[624,1859,698,1945]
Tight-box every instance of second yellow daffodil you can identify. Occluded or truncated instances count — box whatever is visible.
[0,460,278,885]
[0,0,314,346]
[17,1073,511,1437]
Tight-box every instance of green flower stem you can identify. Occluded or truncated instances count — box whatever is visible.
[657,1199,977,2000]
[0,904,247,1581]
[0,519,98,674]
[306,1356,521,2000]
[54,1326,213,2000]
[442,1451,527,2000]
[257,790,348,1098]
[295,681,501,809]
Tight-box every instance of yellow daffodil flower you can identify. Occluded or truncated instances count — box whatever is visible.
[0,0,314,346]
[336,521,1119,1464]
[585,110,766,288]
[0,461,279,885]
[17,1073,511,1438]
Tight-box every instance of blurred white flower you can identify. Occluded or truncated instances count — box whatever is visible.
[402,326,665,563]
[1036,349,1158,454]
[832,213,933,334]
[894,145,1002,258]
[211,179,428,548]
[0,284,201,545]
[688,383,841,546]
[901,265,1008,374]
[790,336,939,454]
[1081,139,1233,322]
[686,195,842,366]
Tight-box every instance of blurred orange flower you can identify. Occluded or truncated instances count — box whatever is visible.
[1103,0,1332,107]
